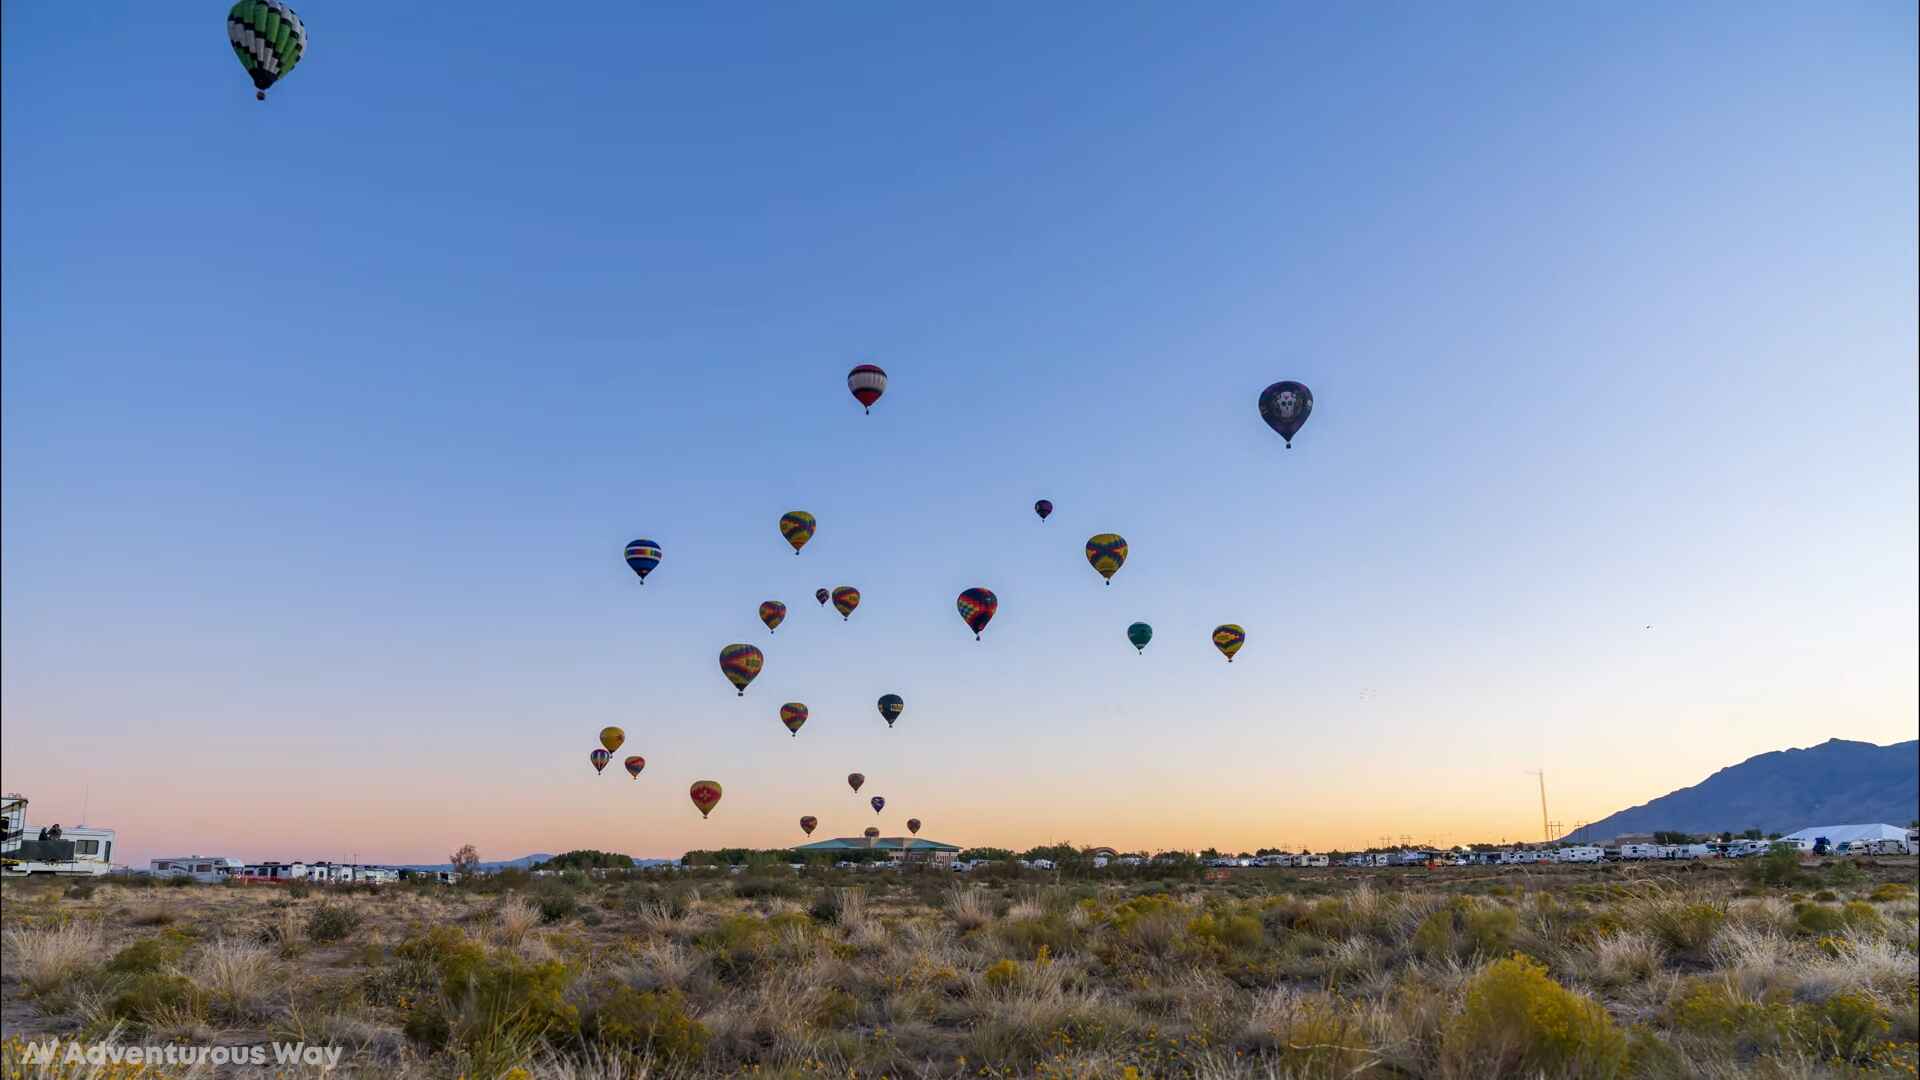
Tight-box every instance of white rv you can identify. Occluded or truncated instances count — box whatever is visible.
[1618,843,1665,860]
[1298,854,1329,868]
[150,856,244,883]
[1661,844,1712,860]
[1554,846,1604,863]
[1,795,116,877]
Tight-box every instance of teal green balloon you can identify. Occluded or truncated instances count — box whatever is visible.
[227,1,307,101]
[1127,622,1153,653]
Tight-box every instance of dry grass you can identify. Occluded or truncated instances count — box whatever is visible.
[1,859,1913,1077]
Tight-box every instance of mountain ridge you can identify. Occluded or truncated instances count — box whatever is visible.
[1567,738,1918,841]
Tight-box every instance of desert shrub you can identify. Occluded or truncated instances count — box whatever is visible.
[62,882,95,901]
[535,890,578,925]
[1184,910,1264,955]
[696,914,771,979]
[107,972,207,1028]
[286,881,311,899]
[1806,990,1891,1063]
[306,903,362,943]
[1256,993,1377,1076]
[1839,900,1884,932]
[1869,882,1914,903]
[949,886,993,931]
[1413,897,1517,962]
[1746,846,1805,887]
[1641,900,1725,958]
[3,921,105,995]
[1667,978,1797,1052]
[1813,889,1839,902]
[406,955,580,1052]
[997,912,1078,958]
[163,876,194,889]
[1825,859,1868,887]
[105,936,184,977]
[397,926,488,988]
[586,985,708,1063]
[807,987,859,1028]
[1445,954,1628,1076]
[983,958,1020,990]
[732,876,802,900]
[1792,902,1847,936]
[128,903,178,927]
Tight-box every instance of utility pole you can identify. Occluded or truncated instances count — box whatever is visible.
[1526,770,1550,844]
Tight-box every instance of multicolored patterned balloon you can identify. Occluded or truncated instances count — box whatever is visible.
[227,0,306,101]
[624,538,662,584]
[870,796,885,814]
[780,702,809,737]
[907,818,921,835]
[956,587,998,640]
[623,755,645,779]
[689,780,723,819]
[719,643,764,696]
[1086,534,1128,584]
[599,727,625,754]
[847,364,888,413]
[799,815,818,836]
[815,588,830,606]
[1034,499,1053,522]
[779,511,816,555]
[847,772,865,793]
[590,749,611,774]
[876,693,904,728]
[863,826,880,841]
[759,600,787,634]
[1127,622,1153,654]
[831,586,861,621]
[1212,624,1246,663]
[1258,381,1314,448]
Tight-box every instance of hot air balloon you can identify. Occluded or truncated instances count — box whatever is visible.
[759,601,787,634]
[720,644,764,696]
[815,588,830,606]
[907,818,921,835]
[1034,499,1053,522]
[1212,624,1246,662]
[847,364,887,413]
[689,780,723,819]
[831,586,861,621]
[779,511,816,555]
[870,796,886,814]
[876,694,904,729]
[1086,534,1128,585]
[1258,381,1314,448]
[1127,622,1153,654]
[623,539,662,584]
[227,0,306,101]
[600,727,626,754]
[847,772,865,794]
[624,755,646,779]
[863,826,880,841]
[590,749,611,774]
[800,816,818,836]
[780,702,809,737]
[957,588,998,640]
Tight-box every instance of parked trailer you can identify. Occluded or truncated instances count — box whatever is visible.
[1,795,116,878]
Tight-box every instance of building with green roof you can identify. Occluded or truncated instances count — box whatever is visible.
[794,837,960,865]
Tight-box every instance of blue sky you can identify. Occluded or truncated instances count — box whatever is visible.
[4,3,1914,862]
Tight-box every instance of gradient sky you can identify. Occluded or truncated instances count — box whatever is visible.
[4,4,1915,866]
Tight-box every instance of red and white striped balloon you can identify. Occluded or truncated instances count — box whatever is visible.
[847,364,887,413]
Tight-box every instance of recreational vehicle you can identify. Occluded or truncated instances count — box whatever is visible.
[150,856,244,883]
[1,794,115,877]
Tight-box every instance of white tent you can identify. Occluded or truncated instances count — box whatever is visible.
[1778,823,1912,847]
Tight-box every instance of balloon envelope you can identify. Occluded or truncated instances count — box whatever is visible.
[599,727,626,754]
[877,694,904,728]
[957,588,998,639]
[1212,624,1247,662]
[779,511,817,554]
[1034,499,1053,521]
[780,702,809,736]
[799,816,818,836]
[759,601,787,633]
[1085,534,1128,583]
[227,0,307,100]
[720,644,764,695]
[815,588,830,606]
[907,818,921,835]
[1127,622,1153,653]
[847,364,888,412]
[689,780,723,818]
[1257,381,1314,447]
[624,539,662,583]
[590,749,611,774]
[870,796,886,814]
[623,755,645,779]
[831,586,861,620]
[863,826,880,840]
[847,772,865,793]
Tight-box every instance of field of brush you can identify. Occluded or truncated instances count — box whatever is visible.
[2,858,1917,1078]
